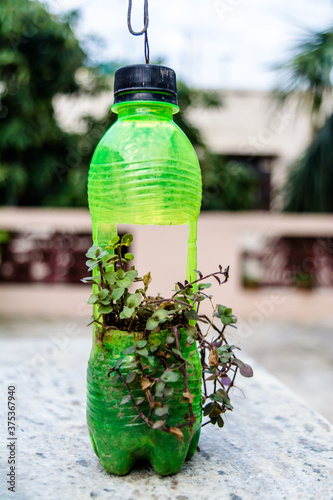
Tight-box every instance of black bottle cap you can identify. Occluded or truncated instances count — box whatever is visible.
[114,64,178,106]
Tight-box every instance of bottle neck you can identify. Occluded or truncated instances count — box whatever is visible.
[112,100,178,120]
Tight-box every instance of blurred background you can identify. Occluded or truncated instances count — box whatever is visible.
[0,0,332,421]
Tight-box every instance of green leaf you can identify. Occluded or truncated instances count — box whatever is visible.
[124,253,134,261]
[123,345,136,355]
[121,234,133,246]
[104,271,117,283]
[218,389,227,400]
[161,370,180,383]
[87,294,98,304]
[116,269,125,279]
[148,336,161,347]
[155,406,169,417]
[224,307,232,316]
[127,292,142,308]
[185,309,200,321]
[186,326,197,337]
[145,354,155,364]
[81,277,99,283]
[103,255,118,265]
[220,315,232,325]
[126,269,138,281]
[99,250,109,259]
[203,402,215,416]
[116,277,132,288]
[186,337,195,346]
[166,336,175,344]
[216,345,230,354]
[135,340,147,349]
[164,386,174,396]
[86,246,100,258]
[198,283,212,289]
[119,306,135,319]
[100,296,111,305]
[217,416,224,428]
[146,318,159,331]
[217,305,227,316]
[87,262,99,272]
[155,381,166,397]
[153,309,169,321]
[111,288,125,301]
[86,259,97,267]
[209,393,224,403]
[223,400,234,410]
[98,304,112,314]
[136,347,149,357]
[136,397,145,405]
[99,289,109,300]
[114,359,123,369]
[172,348,182,357]
[120,395,131,405]
[126,371,138,384]
[152,420,164,429]
[233,358,245,369]
[110,236,120,246]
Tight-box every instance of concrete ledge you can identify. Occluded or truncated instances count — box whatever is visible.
[0,335,332,499]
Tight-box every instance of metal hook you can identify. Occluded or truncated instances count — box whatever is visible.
[127,0,150,63]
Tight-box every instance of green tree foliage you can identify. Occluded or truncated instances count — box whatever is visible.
[280,27,333,212]
[0,0,105,206]
[175,82,258,211]
[277,28,333,115]
[200,153,259,211]
[284,113,333,212]
[0,0,257,210]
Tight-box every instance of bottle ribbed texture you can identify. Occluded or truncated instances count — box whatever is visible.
[86,330,202,476]
[88,110,202,226]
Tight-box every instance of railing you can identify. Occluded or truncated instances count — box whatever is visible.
[242,236,333,289]
[0,230,92,284]
[1,208,333,320]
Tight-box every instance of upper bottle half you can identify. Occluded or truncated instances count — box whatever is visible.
[87,64,202,227]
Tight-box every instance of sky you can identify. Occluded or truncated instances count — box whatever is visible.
[44,0,333,90]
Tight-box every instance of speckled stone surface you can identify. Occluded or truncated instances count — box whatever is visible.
[0,333,332,500]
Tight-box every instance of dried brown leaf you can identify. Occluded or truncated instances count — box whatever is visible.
[208,347,219,367]
[143,272,152,287]
[182,391,194,404]
[169,427,184,441]
[141,377,152,391]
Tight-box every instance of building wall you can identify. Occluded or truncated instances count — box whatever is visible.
[0,209,332,323]
[54,89,329,209]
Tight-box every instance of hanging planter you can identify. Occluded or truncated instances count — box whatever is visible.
[84,0,253,476]
[87,325,202,476]
[84,236,253,476]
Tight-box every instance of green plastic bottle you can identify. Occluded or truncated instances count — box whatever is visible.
[86,65,202,475]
